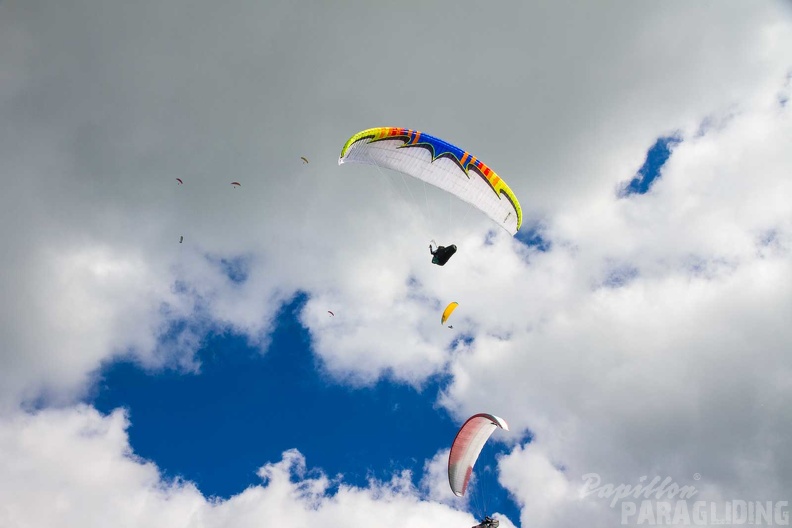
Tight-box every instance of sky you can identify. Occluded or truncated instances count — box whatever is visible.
[1,1,792,527]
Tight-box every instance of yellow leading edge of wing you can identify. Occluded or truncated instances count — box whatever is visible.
[339,127,522,235]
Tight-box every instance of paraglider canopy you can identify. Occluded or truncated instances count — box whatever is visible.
[230,182,241,187]
[441,302,458,325]
[176,178,183,185]
[339,127,522,235]
[301,156,309,164]
[448,413,509,497]
[328,311,335,317]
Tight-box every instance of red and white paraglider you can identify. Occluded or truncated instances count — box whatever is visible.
[448,413,509,528]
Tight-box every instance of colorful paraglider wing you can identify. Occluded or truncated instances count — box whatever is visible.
[448,413,509,497]
[301,156,309,164]
[441,302,459,325]
[339,127,522,235]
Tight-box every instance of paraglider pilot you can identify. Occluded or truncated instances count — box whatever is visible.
[430,242,457,266]
[472,516,499,528]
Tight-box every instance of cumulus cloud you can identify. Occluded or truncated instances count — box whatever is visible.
[1,1,792,527]
[442,81,792,526]
[0,406,477,528]
[421,448,457,505]
[0,0,787,404]
[0,406,205,527]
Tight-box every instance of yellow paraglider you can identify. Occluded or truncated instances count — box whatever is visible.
[441,302,459,325]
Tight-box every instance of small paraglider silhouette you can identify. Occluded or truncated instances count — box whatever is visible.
[176,178,183,185]
[179,235,183,243]
[301,156,309,164]
[328,311,335,317]
[448,325,453,329]
[230,182,241,188]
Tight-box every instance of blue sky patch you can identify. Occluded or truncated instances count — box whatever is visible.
[620,135,682,196]
[515,226,551,252]
[89,294,521,522]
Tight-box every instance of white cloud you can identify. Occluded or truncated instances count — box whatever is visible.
[421,448,457,505]
[0,406,205,528]
[0,406,476,528]
[498,442,610,528]
[440,93,792,524]
[1,1,791,526]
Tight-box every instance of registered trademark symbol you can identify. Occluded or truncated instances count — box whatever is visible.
[693,473,701,480]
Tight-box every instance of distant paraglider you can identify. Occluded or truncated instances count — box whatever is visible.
[328,311,335,317]
[179,235,183,243]
[176,178,183,185]
[231,182,241,188]
[301,156,309,164]
[441,302,458,325]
